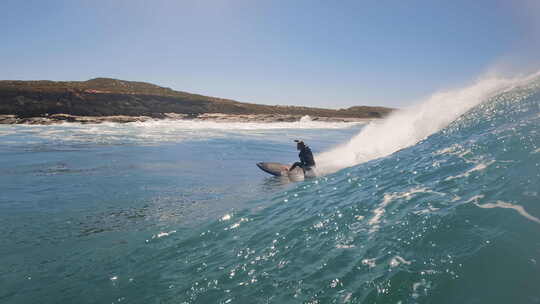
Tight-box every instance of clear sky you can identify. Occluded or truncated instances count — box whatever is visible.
[1,0,539,108]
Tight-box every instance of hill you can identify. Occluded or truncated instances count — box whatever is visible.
[0,78,394,120]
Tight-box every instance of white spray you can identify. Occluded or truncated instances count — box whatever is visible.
[316,72,539,174]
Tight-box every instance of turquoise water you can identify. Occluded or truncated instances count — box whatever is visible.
[1,77,540,303]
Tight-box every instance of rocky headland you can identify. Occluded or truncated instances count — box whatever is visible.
[0,78,394,124]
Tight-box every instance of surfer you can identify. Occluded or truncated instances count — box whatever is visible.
[289,140,316,173]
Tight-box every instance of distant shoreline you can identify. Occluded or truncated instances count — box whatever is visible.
[0,113,376,125]
[0,78,394,124]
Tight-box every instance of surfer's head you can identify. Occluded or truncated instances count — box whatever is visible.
[294,139,305,150]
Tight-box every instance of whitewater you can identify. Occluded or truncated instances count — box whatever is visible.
[1,72,539,303]
[317,71,540,173]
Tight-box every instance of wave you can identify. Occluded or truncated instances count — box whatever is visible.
[154,72,540,303]
[0,118,364,146]
[316,71,540,174]
[125,117,364,130]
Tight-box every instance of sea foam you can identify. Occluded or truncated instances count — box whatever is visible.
[316,71,540,174]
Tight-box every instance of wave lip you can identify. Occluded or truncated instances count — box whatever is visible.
[316,71,540,174]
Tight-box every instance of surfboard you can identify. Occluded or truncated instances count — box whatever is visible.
[257,162,293,176]
[256,162,315,178]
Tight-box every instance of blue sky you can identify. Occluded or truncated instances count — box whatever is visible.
[1,0,539,108]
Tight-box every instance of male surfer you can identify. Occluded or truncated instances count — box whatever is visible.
[289,140,316,173]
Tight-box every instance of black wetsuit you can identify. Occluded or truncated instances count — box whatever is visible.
[290,146,316,172]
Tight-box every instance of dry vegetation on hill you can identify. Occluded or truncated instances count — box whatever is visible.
[0,78,394,121]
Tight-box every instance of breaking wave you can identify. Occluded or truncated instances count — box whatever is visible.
[316,72,540,174]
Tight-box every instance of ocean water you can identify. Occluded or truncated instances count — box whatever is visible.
[1,74,539,304]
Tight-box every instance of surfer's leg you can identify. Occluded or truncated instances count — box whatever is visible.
[289,162,301,171]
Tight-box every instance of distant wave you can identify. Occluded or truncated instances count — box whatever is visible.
[0,119,364,146]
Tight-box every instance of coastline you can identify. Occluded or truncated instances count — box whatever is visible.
[0,113,376,125]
